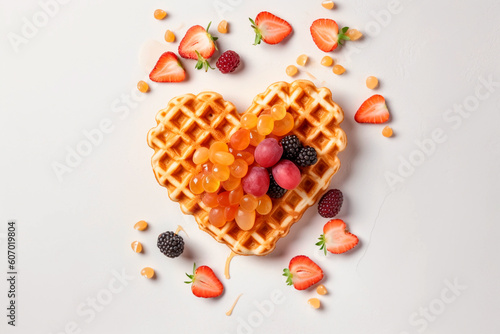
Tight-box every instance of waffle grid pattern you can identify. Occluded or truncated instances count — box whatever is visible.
[147,80,346,255]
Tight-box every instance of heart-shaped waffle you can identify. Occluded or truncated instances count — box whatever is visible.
[147,80,347,255]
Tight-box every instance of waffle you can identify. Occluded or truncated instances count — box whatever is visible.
[147,80,347,256]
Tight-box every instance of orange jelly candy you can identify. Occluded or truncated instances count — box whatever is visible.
[212,151,235,165]
[257,115,274,136]
[249,129,265,146]
[230,129,251,150]
[240,114,258,129]
[256,195,272,215]
[272,112,294,136]
[203,174,220,193]
[230,159,248,178]
[218,191,232,207]
[235,208,255,231]
[209,207,226,227]
[229,186,244,205]
[209,141,229,161]
[224,205,238,221]
[193,147,210,165]
[189,172,205,194]
[240,195,258,212]
[212,164,231,181]
[222,175,241,191]
[202,192,219,208]
[234,151,254,165]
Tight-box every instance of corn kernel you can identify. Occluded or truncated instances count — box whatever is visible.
[154,9,167,20]
[366,76,379,89]
[164,30,175,43]
[286,65,298,77]
[382,126,393,137]
[346,29,363,41]
[137,80,149,93]
[322,1,335,9]
[296,54,308,66]
[218,20,228,34]
[321,56,333,67]
[332,64,345,75]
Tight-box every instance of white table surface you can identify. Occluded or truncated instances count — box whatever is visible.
[2,0,500,333]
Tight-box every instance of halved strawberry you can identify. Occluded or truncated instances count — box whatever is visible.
[354,94,390,124]
[283,255,323,290]
[178,22,218,71]
[316,219,359,255]
[149,52,186,83]
[184,263,223,298]
[310,18,349,52]
[249,11,292,45]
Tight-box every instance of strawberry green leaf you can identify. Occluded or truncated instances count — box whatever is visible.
[282,268,293,286]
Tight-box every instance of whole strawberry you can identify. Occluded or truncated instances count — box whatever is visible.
[318,189,343,218]
[216,50,240,73]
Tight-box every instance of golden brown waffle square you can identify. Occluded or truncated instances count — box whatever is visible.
[147,80,347,256]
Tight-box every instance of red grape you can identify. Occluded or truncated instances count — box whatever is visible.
[242,166,270,197]
[254,138,283,168]
[272,159,301,190]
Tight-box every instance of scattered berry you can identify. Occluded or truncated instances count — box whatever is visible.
[366,76,379,89]
[131,241,143,253]
[308,298,321,309]
[272,159,301,190]
[318,189,343,218]
[283,255,324,290]
[242,166,270,197]
[249,11,292,45]
[218,20,228,34]
[154,9,167,20]
[280,135,302,160]
[286,65,298,77]
[157,231,184,258]
[216,50,240,74]
[382,126,393,137]
[185,263,224,298]
[267,172,286,198]
[134,220,148,231]
[137,80,149,93]
[178,23,218,71]
[141,267,155,279]
[354,94,390,124]
[346,28,363,41]
[295,146,318,167]
[310,19,349,52]
[149,52,186,83]
[332,64,345,75]
[254,138,283,168]
[316,284,328,295]
[316,219,359,254]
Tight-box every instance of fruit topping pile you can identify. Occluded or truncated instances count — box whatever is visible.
[189,105,318,230]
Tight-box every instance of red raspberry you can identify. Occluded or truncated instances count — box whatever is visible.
[216,50,240,74]
[318,189,343,218]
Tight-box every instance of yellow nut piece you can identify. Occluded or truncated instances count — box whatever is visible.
[141,267,155,279]
[321,56,333,67]
[346,29,363,41]
[316,284,328,295]
[296,54,308,66]
[286,65,298,77]
[308,298,321,309]
[322,0,335,9]
[131,241,143,253]
[218,20,228,34]
[333,64,345,75]
[366,76,379,89]
[134,220,148,231]
[165,30,175,43]
[137,81,149,93]
[382,126,393,137]
[154,9,167,20]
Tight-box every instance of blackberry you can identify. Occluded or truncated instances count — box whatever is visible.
[318,189,343,218]
[267,172,287,198]
[157,231,184,258]
[295,146,318,167]
[280,135,302,160]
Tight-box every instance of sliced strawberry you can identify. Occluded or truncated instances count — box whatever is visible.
[354,94,390,124]
[178,23,217,71]
[149,52,186,83]
[249,12,292,45]
[316,219,359,255]
[185,263,223,298]
[310,18,349,52]
[283,255,323,290]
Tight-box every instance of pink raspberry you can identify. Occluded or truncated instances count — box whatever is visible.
[216,50,240,74]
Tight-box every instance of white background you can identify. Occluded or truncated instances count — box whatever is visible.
[1,0,500,333]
